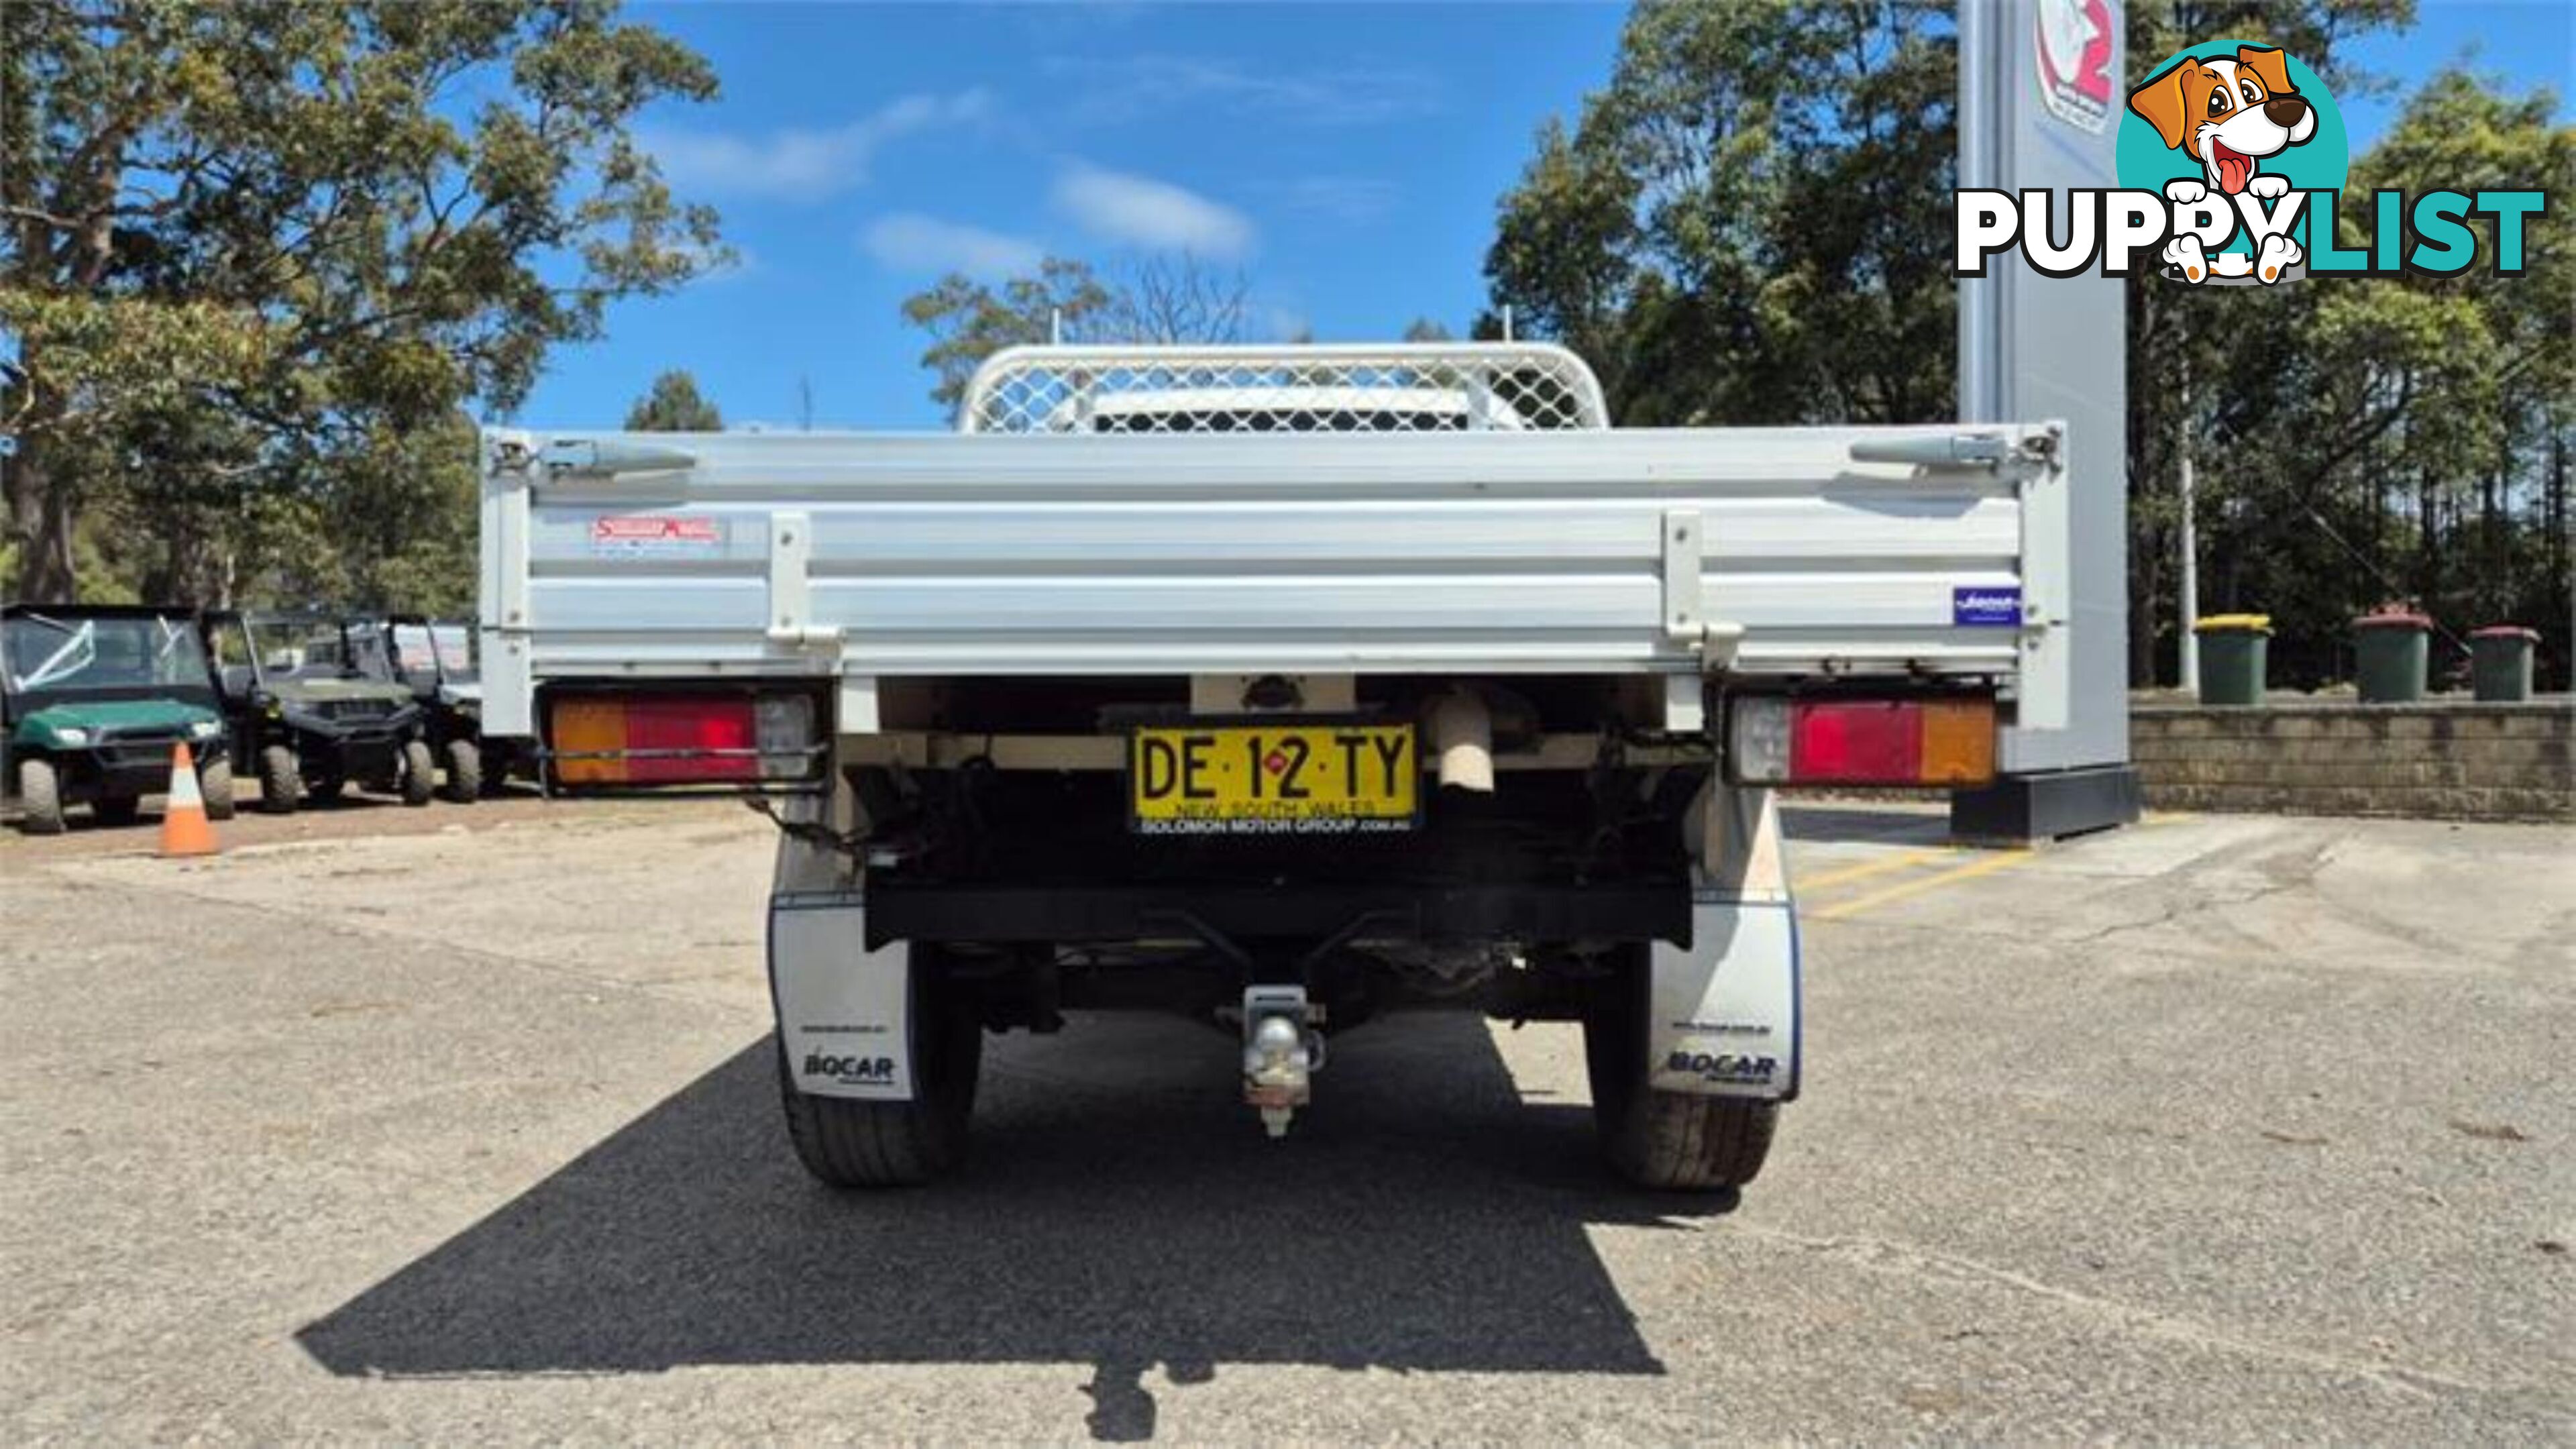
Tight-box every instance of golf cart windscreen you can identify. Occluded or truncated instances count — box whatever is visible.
[3,614,211,694]
[392,623,475,678]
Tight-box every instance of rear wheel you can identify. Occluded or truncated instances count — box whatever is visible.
[256,745,300,814]
[91,794,142,828]
[441,739,482,803]
[1583,945,1778,1191]
[399,740,435,806]
[16,758,65,835]
[780,944,983,1187]
[200,755,236,820]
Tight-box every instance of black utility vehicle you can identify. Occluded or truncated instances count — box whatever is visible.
[205,611,433,813]
[377,616,514,801]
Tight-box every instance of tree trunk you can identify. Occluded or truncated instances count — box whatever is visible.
[2480,462,2503,622]
[2552,428,2569,690]
[2416,468,2438,609]
[2371,460,2387,561]
[2218,496,2241,612]
[138,518,195,606]
[2129,515,2161,688]
[5,431,80,601]
[2551,428,2567,598]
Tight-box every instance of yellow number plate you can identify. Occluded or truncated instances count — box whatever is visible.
[1130,722,1417,835]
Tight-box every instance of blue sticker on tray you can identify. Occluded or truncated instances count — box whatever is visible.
[1952,586,2023,627]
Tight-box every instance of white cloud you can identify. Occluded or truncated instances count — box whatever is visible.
[645,89,992,202]
[1053,164,1255,258]
[861,214,1046,278]
[1046,54,1440,127]
[1273,176,1400,223]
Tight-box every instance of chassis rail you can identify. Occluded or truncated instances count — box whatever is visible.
[863,880,1692,951]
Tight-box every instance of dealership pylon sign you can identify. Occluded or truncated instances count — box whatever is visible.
[1952,0,2139,839]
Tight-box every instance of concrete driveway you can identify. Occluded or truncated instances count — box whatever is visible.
[2,800,2569,1441]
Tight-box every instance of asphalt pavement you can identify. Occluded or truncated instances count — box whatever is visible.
[1,798,2569,1441]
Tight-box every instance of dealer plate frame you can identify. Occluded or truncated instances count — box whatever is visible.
[1126,715,1420,837]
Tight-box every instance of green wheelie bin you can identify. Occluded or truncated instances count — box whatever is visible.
[2469,625,2538,702]
[2194,614,2271,706]
[2352,609,2432,702]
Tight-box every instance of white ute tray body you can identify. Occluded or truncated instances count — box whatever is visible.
[480,421,2069,735]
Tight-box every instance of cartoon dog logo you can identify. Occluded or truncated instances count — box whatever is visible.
[2127,44,2316,284]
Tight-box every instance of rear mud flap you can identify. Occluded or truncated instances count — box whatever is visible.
[1646,896,1801,1101]
[768,892,914,1101]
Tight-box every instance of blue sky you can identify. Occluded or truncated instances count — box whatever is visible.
[517,1,2571,431]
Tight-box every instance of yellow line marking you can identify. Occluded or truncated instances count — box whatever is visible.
[1794,848,1954,895]
[1807,847,2035,922]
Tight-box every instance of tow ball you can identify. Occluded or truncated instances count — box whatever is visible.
[1240,984,1325,1138]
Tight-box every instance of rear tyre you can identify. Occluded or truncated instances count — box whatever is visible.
[91,794,142,827]
[17,758,65,835]
[200,756,236,820]
[780,944,983,1188]
[256,745,300,814]
[441,739,482,804]
[1583,945,1778,1191]
[399,740,435,806]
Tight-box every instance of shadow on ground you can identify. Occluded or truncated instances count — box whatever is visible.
[1779,803,1951,846]
[299,1014,1725,1440]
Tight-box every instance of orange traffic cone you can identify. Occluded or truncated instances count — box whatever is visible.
[160,741,219,858]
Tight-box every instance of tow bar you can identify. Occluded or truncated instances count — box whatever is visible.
[1240,984,1325,1138]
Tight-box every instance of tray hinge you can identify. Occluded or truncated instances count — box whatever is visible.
[1661,509,1746,672]
[767,511,842,651]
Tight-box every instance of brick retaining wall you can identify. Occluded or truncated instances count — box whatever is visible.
[2129,700,2573,821]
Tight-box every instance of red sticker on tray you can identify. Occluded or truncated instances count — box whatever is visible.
[590,515,724,553]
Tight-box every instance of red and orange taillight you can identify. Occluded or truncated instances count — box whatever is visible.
[1727,696,1996,787]
[548,692,821,787]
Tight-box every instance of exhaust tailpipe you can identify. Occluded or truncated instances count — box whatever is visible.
[1430,688,1494,793]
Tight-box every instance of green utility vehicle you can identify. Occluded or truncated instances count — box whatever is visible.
[3,604,235,835]
[205,611,433,813]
